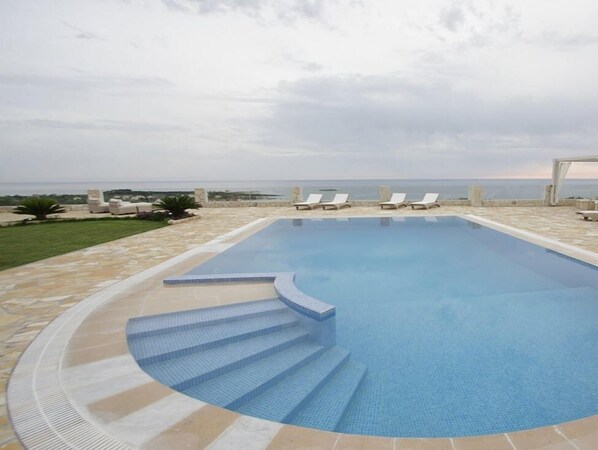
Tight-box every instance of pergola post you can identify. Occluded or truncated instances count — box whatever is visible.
[550,155,597,206]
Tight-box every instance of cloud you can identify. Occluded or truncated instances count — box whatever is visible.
[0,118,188,133]
[161,0,192,12]
[302,62,323,72]
[255,74,598,162]
[196,0,323,17]
[432,2,521,48]
[274,51,325,72]
[439,4,465,32]
[62,22,106,41]
[0,72,175,92]
[536,30,598,48]
[2,0,598,181]
[283,75,594,132]
[164,0,330,24]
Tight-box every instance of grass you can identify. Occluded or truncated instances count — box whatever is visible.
[0,219,167,271]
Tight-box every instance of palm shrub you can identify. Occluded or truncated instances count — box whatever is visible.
[153,195,199,220]
[13,197,66,220]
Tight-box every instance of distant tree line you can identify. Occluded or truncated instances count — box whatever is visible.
[0,194,88,206]
[0,189,281,206]
[208,191,280,201]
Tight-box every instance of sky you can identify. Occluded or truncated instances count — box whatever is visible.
[0,0,597,182]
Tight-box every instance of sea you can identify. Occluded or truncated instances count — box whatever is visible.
[0,179,597,201]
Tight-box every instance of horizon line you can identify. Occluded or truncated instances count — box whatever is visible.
[1,177,598,184]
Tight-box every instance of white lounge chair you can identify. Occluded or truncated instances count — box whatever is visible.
[576,210,598,221]
[87,198,109,213]
[322,193,350,210]
[410,193,440,210]
[108,199,153,215]
[380,193,407,209]
[294,194,323,210]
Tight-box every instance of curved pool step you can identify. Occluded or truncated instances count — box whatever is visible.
[126,298,287,338]
[237,346,351,423]
[127,298,367,433]
[183,340,326,409]
[128,310,298,364]
[142,326,309,391]
[292,360,367,431]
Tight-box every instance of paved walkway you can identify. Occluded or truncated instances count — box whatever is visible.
[1,206,597,449]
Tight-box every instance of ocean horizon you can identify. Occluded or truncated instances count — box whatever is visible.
[1,179,597,200]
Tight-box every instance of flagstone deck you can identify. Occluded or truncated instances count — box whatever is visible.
[1,206,597,449]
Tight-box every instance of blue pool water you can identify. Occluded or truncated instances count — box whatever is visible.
[188,217,598,437]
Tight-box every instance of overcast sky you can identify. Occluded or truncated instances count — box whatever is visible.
[1,0,597,182]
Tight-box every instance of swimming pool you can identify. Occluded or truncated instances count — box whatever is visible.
[174,217,598,436]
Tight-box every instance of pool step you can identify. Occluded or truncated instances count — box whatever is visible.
[292,360,367,430]
[128,298,367,432]
[126,298,286,338]
[237,346,352,423]
[142,326,309,391]
[128,310,298,364]
[183,341,326,409]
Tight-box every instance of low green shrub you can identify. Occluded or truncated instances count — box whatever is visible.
[153,195,199,220]
[136,211,170,222]
[13,197,66,221]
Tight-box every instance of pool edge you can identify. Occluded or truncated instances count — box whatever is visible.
[6,214,598,450]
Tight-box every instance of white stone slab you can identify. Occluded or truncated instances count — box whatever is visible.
[207,416,282,450]
[68,370,155,405]
[61,354,142,389]
[104,393,206,447]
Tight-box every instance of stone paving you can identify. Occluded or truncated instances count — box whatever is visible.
[1,206,597,449]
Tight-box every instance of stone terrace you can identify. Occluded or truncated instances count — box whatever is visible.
[1,206,597,449]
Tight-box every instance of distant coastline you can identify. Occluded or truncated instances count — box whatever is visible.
[0,179,596,201]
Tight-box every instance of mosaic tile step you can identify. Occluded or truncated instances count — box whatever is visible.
[128,298,368,434]
[237,346,351,423]
[128,310,298,364]
[183,340,326,409]
[142,326,310,391]
[292,360,367,431]
[126,298,286,338]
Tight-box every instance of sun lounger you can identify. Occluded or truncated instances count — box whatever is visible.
[322,193,350,210]
[109,199,153,215]
[410,193,440,210]
[87,198,109,213]
[294,194,323,210]
[576,210,598,221]
[380,193,407,209]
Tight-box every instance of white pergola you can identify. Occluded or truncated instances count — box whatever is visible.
[550,155,598,205]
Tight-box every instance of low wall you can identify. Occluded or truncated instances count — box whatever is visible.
[481,199,572,207]
[202,199,561,208]
[204,199,473,208]
[0,199,580,213]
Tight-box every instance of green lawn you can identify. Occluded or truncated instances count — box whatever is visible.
[0,219,167,271]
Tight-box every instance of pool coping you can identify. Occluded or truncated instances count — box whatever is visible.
[463,214,598,267]
[6,214,598,449]
[164,272,336,321]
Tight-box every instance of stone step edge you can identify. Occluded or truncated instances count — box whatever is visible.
[126,298,286,338]
[132,314,299,365]
[170,331,310,391]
